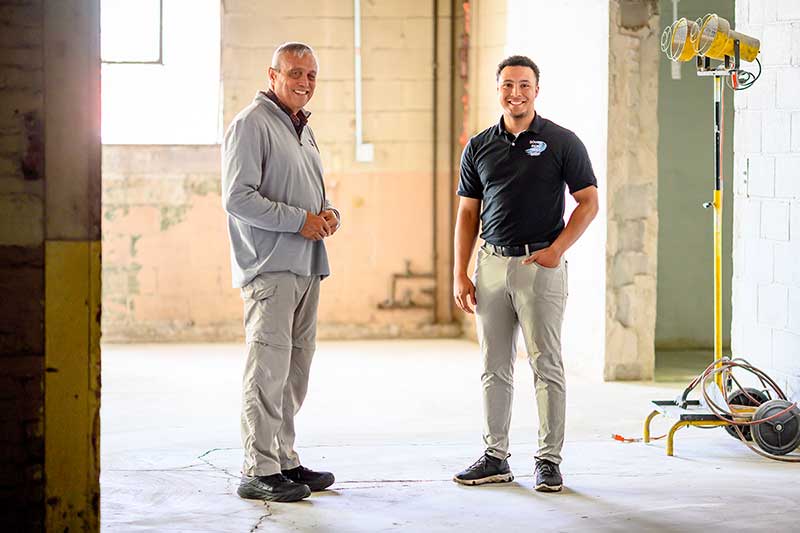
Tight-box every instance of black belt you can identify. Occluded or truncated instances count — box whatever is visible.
[484,241,550,257]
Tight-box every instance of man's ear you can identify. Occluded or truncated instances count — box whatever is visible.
[268,67,277,88]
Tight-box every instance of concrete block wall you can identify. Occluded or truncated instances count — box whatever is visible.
[0,0,45,527]
[458,0,506,342]
[469,0,507,133]
[101,146,242,341]
[732,1,800,394]
[222,0,450,339]
[103,0,462,341]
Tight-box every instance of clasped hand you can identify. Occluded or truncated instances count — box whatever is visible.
[300,210,339,241]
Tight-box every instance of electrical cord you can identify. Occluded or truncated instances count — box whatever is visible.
[697,358,800,462]
[615,357,800,461]
[728,57,761,90]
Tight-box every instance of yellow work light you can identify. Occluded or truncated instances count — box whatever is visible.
[695,14,760,62]
[661,13,760,66]
[641,12,795,462]
[661,17,699,62]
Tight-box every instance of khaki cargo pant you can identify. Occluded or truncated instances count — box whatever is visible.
[474,244,568,465]
[239,271,320,477]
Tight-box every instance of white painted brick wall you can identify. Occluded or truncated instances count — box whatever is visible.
[773,330,800,372]
[734,110,763,153]
[745,68,775,110]
[733,2,800,392]
[748,0,777,25]
[791,112,800,152]
[746,156,774,197]
[774,240,800,284]
[775,156,800,198]
[791,22,800,65]
[758,283,788,327]
[763,23,792,66]
[749,239,774,283]
[762,111,791,153]
[788,287,800,334]
[760,200,790,240]
[777,0,800,21]
[776,68,800,108]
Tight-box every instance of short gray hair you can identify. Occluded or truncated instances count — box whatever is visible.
[271,42,316,69]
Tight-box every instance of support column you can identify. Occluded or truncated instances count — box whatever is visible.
[605,0,660,380]
[43,0,102,530]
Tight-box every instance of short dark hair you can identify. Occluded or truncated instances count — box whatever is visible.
[496,55,540,83]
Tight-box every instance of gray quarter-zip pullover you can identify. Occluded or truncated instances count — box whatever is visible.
[222,91,338,288]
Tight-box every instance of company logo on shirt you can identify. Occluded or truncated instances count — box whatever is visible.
[525,140,547,157]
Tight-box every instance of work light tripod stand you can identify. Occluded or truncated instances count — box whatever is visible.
[645,13,800,460]
[643,43,751,456]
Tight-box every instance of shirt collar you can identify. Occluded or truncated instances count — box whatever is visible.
[495,112,542,137]
[264,90,311,123]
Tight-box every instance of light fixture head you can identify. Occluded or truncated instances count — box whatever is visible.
[661,13,760,64]
[695,14,760,62]
[661,17,700,62]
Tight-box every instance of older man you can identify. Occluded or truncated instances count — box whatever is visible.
[452,55,598,493]
[222,42,340,502]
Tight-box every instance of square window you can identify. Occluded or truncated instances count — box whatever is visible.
[101,0,220,144]
[101,0,162,64]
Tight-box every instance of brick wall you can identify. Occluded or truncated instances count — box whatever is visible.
[732,0,800,394]
[0,0,45,529]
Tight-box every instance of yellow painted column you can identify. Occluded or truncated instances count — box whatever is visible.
[45,241,101,531]
[42,0,102,528]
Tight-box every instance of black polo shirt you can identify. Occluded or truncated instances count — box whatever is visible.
[457,113,597,246]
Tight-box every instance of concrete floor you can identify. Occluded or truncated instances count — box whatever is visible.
[102,340,799,532]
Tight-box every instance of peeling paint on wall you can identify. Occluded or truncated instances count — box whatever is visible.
[159,205,188,231]
[103,205,129,221]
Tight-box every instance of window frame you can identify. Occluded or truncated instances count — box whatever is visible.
[101,0,164,65]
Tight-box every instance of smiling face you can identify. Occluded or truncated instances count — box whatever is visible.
[497,65,538,121]
[268,51,318,114]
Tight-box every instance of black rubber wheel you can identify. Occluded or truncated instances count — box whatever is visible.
[724,388,769,441]
[752,399,800,455]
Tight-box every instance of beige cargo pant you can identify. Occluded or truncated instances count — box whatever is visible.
[474,244,568,465]
[239,271,320,477]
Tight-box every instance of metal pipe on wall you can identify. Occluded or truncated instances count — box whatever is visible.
[432,0,439,321]
[353,0,373,162]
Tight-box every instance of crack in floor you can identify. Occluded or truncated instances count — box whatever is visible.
[106,463,206,472]
[249,506,272,532]
[197,446,239,459]
[198,452,241,480]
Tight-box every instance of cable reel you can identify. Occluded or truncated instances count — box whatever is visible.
[751,400,800,456]
[724,387,769,441]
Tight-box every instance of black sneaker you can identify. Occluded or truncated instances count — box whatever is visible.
[534,459,563,492]
[453,454,514,486]
[237,473,311,502]
[282,465,335,492]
